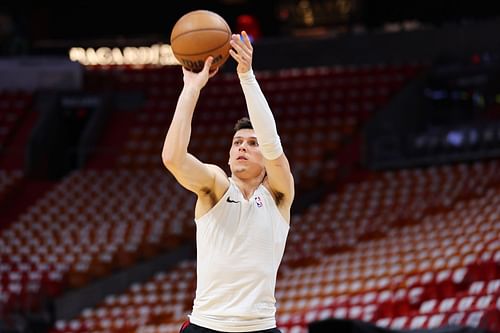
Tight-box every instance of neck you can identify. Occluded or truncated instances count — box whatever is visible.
[231,172,266,200]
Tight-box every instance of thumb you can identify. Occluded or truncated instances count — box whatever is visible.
[202,56,214,73]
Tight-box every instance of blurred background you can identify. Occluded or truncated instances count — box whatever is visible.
[2,0,500,53]
[0,1,499,333]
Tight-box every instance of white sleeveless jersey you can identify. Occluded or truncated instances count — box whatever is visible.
[189,178,289,332]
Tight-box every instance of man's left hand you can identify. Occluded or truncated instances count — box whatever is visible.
[229,31,253,74]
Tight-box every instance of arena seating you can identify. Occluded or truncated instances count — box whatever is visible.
[0,170,194,316]
[53,261,196,333]
[50,160,500,333]
[88,62,424,189]
[13,62,500,333]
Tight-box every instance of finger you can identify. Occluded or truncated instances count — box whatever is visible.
[205,56,214,68]
[230,34,243,50]
[231,34,246,48]
[231,33,241,42]
[202,56,214,73]
[208,67,219,78]
[233,32,252,54]
[230,38,252,59]
[229,50,248,67]
[241,31,253,49]
[229,49,243,63]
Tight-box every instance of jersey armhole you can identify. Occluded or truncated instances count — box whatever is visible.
[195,181,232,224]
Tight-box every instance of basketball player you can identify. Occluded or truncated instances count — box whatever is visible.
[162,31,294,333]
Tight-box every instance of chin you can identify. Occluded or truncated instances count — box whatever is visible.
[232,167,247,174]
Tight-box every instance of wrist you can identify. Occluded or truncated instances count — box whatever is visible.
[183,84,201,95]
[238,69,255,82]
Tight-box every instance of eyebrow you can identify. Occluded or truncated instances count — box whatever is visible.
[233,136,258,140]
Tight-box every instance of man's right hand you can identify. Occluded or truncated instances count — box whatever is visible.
[182,56,219,90]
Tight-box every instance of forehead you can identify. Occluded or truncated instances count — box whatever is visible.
[233,129,256,139]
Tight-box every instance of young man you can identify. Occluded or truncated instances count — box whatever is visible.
[162,31,294,333]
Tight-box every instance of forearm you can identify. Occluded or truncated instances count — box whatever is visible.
[162,85,200,165]
[238,69,283,160]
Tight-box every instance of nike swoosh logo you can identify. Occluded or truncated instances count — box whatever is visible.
[226,197,240,203]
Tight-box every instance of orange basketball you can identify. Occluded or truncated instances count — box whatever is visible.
[170,10,232,72]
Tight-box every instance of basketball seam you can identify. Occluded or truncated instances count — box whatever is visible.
[171,29,231,57]
[171,28,230,43]
[171,10,230,40]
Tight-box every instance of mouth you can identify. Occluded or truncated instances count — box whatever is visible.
[236,156,248,161]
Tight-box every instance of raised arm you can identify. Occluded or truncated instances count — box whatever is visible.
[162,58,228,197]
[229,31,295,207]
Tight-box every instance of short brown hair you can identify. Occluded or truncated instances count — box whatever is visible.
[233,117,253,132]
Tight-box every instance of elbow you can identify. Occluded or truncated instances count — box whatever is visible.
[161,149,177,170]
[161,148,184,171]
[162,155,173,170]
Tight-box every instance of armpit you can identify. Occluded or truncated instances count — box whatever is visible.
[200,186,217,207]
[272,190,285,207]
[263,177,286,207]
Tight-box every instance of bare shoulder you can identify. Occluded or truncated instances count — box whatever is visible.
[263,179,293,209]
[199,164,229,199]
[263,181,292,223]
[263,154,295,207]
[194,164,229,219]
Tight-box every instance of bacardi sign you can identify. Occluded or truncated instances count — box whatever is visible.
[69,44,180,66]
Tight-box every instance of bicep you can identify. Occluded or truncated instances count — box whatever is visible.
[264,154,295,205]
[164,153,224,195]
